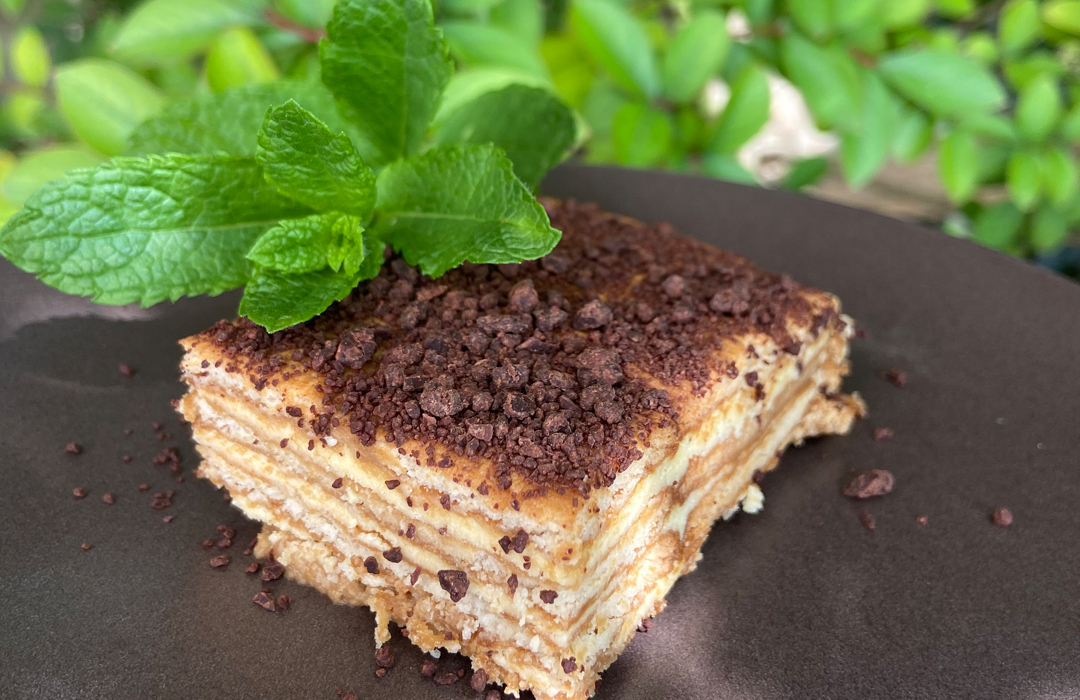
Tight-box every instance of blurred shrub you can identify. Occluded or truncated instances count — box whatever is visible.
[1,0,1079,260]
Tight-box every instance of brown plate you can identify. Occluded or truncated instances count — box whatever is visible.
[2,165,1078,699]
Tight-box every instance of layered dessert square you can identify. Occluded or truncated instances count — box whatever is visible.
[178,199,863,699]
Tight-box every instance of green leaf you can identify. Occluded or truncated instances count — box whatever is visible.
[434,67,550,123]
[127,81,370,159]
[782,157,828,190]
[788,0,831,40]
[934,0,974,18]
[0,154,311,306]
[939,129,978,203]
[780,33,859,129]
[433,84,577,189]
[256,100,377,217]
[612,102,674,167]
[1015,75,1062,143]
[708,63,770,155]
[961,113,1018,143]
[111,0,251,66]
[1007,150,1043,211]
[542,34,595,108]
[661,11,730,104]
[240,265,363,333]
[247,212,366,274]
[840,71,898,188]
[1030,205,1070,252]
[700,153,756,184]
[440,21,549,78]
[999,0,1041,54]
[1,0,27,17]
[960,32,998,65]
[1042,148,1078,207]
[570,0,660,99]
[320,0,452,167]
[1004,51,1064,90]
[878,49,1006,118]
[972,201,1024,249]
[11,25,50,87]
[1043,0,1080,35]
[55,59,166,157]
[0,147,104,205]
[880,0,930,28]
[373,143,559,277]
[892,107,932,162]
[442,0,504,13]
[1059,103,1080,141]
[491,0,544,45]
[275,0,337,28]
[205,26,280,93]
[833,0,880,32]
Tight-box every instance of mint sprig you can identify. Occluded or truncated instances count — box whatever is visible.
[0,0,577,332]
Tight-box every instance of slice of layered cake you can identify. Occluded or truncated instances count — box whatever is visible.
[178,199,864,699]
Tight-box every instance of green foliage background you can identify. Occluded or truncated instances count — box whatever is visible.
[2,0,1080,263]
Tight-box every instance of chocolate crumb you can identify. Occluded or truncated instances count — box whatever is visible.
[216,524,236,538]
[383,547,403,563]
[153,421,163,431]
[509,529,529,554]
[201,539,214,548]
[385,479,401,490]
[217,538,232,549]
[102,493,114,505]
[138,483,150,492]
[162,515,174,523]
[81,543,92,551]
[440,494,451,510]
[374,667,387,679]
[262,562,285,581]
[992,507,1013,528]
[433,671,459,685]
[66,442,82,455]
[539,589,558,604]
[917,515,929,526]
[124,429,133,436]
[374,645,395,669]
[122,454,132,463]
[252,590,276,612]
[637,618,654,633]
[72,487,88,499]
[332,477,344,489]
[873,427,894,441]
[485,690,501,700]
[843,470,894,499]
[470,668,489,691]
[280,438,289,448]
[406,523,416,539]
[420,658,437,677]
[561,658,577,674]
[883,369,907,387]
[364,556,379,574]
[277,595,291,610]
[209,555,230,569]
[573,299,612,330]
[410,566,421,585]
[438,570,469,602]
[245,562,261,574]
[858,510,876,531]
[118,363,136,378]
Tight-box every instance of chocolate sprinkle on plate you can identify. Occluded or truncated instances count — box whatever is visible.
[432,671,459,685]
[843,470,895,499]
[252,591,276,612]
[80,543,91,552]
[118,363,136,378]
[917,515,929,526]
[245,562,261,574]
[162,515,174,523]
[883,369,907,388]
[858,510,876,531]
[873,427,894,441]
[261,562,285,581]
[992,507,1013,528]
[470,668,489,691]
[65,442,82,455]
[209,555,229,569]
[374,645,395,669]
[72,488,87,499]
[102,493,114,505]
[420,658,437,678]
[276,595,291,611]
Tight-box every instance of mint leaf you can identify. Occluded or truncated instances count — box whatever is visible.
[128,81,372,159]
[878,49,1006,118]
[110,0,252,67]
[374,144,559,277]
[239,266,362,334]
[0,154,310,306]
[247,212,366,275]
[257,100,377,217]
[433,85,576,189]
[320,0,452,167]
